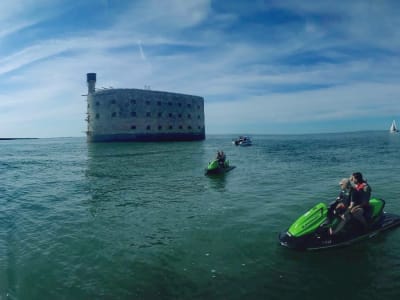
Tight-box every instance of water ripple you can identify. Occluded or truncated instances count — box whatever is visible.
[1,133,400,299]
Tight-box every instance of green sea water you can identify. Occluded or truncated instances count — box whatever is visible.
[1,131,400,299]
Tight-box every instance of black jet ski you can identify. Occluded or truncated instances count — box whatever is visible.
[279,198,400,250]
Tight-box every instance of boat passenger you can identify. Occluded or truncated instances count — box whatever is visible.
[349,172,371,229]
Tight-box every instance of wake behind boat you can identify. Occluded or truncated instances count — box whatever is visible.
[279,198,400,250]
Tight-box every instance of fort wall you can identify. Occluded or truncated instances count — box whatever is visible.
[86,73,205,142]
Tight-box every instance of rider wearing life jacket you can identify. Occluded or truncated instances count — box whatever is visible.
[349,172,371,229]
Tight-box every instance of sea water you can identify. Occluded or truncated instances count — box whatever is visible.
[1,131,400,299]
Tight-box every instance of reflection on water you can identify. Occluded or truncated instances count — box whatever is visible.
[206,173,228,190]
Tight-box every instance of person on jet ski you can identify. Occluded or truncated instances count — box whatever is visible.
[329,178,352,235]
[216,151,226,167]
[348,172,371,229]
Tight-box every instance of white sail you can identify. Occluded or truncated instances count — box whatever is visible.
[390,120,398,133]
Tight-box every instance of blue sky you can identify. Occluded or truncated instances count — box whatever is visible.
[1,0,400,137]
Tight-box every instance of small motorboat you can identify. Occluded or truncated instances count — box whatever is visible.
[232,136,252,146]
[205,159,235,175]
[279,198,400,250]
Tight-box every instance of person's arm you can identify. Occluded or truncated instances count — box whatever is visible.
[364,185,371,196]
[362,185,371,204]
[348,186,355,209]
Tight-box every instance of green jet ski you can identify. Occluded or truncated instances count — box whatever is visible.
[279,198,400,250]
[205,159,235,175]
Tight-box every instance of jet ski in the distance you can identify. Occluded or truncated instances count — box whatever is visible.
[279,198,400,251]
[205,159,235,175]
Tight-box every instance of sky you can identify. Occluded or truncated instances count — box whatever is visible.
[1,0,400,137]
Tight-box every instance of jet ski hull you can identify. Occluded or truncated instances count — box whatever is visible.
[205,159,235,175]
[279,212,400,250]
[205,166,236,175]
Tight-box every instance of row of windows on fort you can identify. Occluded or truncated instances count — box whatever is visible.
[129,125,204,131]
[92,112,202,119]
[92,99,202,109]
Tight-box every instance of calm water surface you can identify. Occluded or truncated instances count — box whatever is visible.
[1,131,400,299]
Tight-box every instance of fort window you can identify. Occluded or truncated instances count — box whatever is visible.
[187,114,191,119]
[96,101,100,106]
[130,99,136,104]
[146,100,150,105]
[178,103,182,107]
[146,112,151,117]
[157,101,161,106]
[131,111,136,117]
[198,115,201,119]
[158,112,162,118]
[111,99,116,104]
[146,125,151,130]
[131,125,136,130]
[169,125,173,130]
[188,126,192,130]
[96,113,100,119]
[179,125,183,129]
[187,103,191,108]
[178,114,182,118]
[168,102,172,106]
[158,125,162,130]
[112,112,116,117]
[197,105,200,109]
[169,113,173,118]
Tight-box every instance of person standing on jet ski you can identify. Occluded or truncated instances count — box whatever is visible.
[348,172,371,229]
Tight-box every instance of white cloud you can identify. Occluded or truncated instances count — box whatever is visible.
[115,0,211,31]
[1,0,400,137]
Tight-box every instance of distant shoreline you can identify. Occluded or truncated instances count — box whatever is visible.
[0,138,39,140]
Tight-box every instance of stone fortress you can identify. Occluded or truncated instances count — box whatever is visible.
[85,73,205,142]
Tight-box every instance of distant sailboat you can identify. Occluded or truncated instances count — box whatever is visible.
[390,120,399,133]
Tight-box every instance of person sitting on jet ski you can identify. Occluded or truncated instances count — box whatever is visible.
[216,151,226,167]
[329,178,352,235]
[348,172,371,229]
